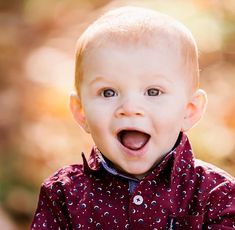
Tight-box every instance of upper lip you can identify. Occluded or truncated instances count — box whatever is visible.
[116,127,150,135]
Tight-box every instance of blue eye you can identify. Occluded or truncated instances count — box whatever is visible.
[101,89,117,97]
[146,88,161,96]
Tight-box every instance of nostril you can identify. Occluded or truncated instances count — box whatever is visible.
[135,112,143,116]
[115,105,144,117]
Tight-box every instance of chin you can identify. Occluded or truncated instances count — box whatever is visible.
[125,167,150,178]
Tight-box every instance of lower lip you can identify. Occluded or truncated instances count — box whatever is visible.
[117,138,150,157]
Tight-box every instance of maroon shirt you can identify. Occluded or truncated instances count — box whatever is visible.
[31,133,235,229]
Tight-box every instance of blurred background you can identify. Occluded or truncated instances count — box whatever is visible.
[0,0,234,229]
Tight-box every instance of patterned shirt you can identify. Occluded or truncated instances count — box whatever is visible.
[31,133,235,229]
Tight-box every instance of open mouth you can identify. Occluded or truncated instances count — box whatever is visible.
[117,130,150,151]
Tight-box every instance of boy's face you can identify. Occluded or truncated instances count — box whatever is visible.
[73,38,197,178]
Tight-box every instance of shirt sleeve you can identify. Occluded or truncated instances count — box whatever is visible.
[203,181,235,229]
[30,184,67,230]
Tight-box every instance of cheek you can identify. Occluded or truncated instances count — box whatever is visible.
[84,99,116,122]
[151,102,186,131]
[84,106,109,132]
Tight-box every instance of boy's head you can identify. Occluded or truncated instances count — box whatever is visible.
[70,6,207,178]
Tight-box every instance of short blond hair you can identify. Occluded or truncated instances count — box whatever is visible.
[75,6,199,95]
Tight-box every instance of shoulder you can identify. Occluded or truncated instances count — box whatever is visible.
[193,158,235,193]
[194,159,234,182]
[39,150,102,195]
[41,163,88,194]
[192,160,235,225]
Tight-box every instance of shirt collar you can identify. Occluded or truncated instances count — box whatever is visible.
[82,132,192,179]
[82,149,101,174]
[149,132,190,177]
[98,152,139,182]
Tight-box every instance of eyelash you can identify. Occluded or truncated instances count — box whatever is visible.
[99,87,162,97]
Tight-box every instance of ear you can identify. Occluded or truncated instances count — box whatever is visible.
[181,89,207,132]
[69,92,90,133]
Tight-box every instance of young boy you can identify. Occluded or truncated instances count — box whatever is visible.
[31,6,235,229]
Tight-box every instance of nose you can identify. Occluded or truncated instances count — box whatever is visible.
[115,97,145,118]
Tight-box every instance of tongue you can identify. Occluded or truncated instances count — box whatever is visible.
[121,131,149,150]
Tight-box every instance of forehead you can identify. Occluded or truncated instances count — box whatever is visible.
[81,39,185,88]
[83,37,181,69]
[80,16,186,82]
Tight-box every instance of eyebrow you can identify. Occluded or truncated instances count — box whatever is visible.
[148,74,173,83]
[88,76,113,86]
[88,74,173,86]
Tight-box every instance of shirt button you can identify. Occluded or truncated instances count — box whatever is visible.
[133,195,143,205]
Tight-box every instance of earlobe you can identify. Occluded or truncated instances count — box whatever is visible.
[69,92,90,133]
[182,89,207,132]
